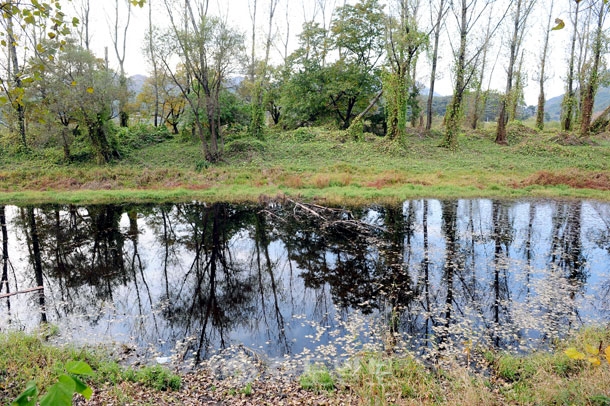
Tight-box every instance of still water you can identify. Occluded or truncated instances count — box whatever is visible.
[1,199,609,368]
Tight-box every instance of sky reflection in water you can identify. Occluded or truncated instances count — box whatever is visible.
[0,199,609,368]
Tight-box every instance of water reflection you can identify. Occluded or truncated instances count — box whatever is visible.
[1,199,609,365]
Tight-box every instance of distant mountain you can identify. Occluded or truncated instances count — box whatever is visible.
[129,74,147,95]
[544,85,610,121]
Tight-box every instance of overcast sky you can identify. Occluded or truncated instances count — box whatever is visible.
[76,0,581,106]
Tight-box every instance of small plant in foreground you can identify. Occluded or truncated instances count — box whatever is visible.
[12,361,93,406]
[300,364,335,393]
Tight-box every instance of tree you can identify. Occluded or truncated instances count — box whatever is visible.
[535,0,555,131]
[441,0,506,149]
[579,0,608,137]
[561,0,582,132]
[495,0,535,146]
[426,0,449,131]
[384,0,428,140]
[0,1,73,149]
[109,0,133,127]
[330,0,385,130]
[160,0,245,163]
[35,41,122,163]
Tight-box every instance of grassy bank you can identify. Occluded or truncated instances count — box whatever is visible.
[2,327,610,405]
[0,125,609,205]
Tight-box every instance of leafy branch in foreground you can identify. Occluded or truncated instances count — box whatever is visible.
[12,361,93,406]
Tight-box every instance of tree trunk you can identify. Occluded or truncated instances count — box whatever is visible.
[426,0,446,131]
[561,0,580,132]
[6,14,27,149]
[579,2,606,137]
[441,0,467,149]
[536,0,554,131]
[495,0,524,146]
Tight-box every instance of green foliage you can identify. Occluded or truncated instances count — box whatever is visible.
[116,124,172,153]
[300,364,336,393]
[126,365,181,391]
[225,138,266,156]
[12,361,93,406]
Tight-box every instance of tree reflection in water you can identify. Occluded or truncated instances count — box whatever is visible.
[0,199,608,366]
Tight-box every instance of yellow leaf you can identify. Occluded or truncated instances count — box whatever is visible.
[551,18,565,31]
[86,87,94,94]
[605,346,610,363]
[71,81,77,86]
[565,347,586,360]
[588,357,601,367]
[47,32,56,39]
[585,343,599,356]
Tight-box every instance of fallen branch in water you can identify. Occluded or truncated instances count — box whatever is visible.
[0,286,43,299]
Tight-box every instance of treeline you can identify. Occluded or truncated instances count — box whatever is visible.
[0,0,605,164]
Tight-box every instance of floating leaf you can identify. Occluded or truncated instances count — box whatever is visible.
[551,18,565,31]
[565,347,586,360]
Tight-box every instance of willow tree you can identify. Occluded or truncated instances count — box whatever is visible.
[384,0,427,140]
[161,0,245,163]
[495,0,535,146]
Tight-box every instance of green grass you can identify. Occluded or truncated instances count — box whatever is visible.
[297,327,610,405]
[0,124,609,205]
[0,330,181,404]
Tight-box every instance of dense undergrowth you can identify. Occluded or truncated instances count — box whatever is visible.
[0,122,608,205]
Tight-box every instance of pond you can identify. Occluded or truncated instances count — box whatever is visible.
[1,199,609,373]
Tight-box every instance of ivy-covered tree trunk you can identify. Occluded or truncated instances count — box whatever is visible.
[495,0,525,146]
[579,2,606,137]
[441,0,467,150]
[85,113,115,164]
[384,72,407,141]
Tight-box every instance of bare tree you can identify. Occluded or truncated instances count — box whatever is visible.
[145,0,160,127]
[160,0,245,162]
[441,0,504,149]
[495,0,535,146]
[425,0,449,131]
[535,0,555,131]
[108,0,132,127]
[561,0,582,132]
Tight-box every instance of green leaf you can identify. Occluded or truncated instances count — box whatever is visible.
[11,381,38,406]
[72,376,93,400]
[65,361,94,376]
[565,347,586,360]
[40,376,75,406]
